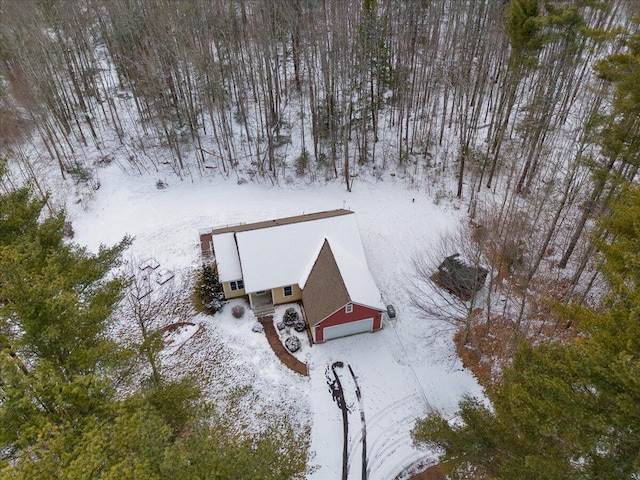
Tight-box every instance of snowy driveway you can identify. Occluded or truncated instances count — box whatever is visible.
[302,312,480,479]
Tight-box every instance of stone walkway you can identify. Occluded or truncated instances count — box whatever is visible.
[259,316,308,376]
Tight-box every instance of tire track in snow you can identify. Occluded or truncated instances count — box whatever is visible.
[348,364,367,480]
[389,453,435,480]
[327,339,435,478]
[366,410,422,478]
[368,430,415,477]
[347,392,421,468]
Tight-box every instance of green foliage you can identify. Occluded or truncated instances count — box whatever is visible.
[2,396,174,480]
[315,99,342,140]
[195,262,225,313]
[0,174,308,479]
[161,417,308,480]
[0,186,63,251]
[1,386,308,480]
[283,307,300,326]
[543,2,585,31]
[506,0,599,70]
[0,355,113,452]
[588,23,640,215]
[1,240,130,374]
[65,160,94,185]
[505,0,544,67]
[595,29,640,150]
[412,185,640,479]
[596,184,640,295]
[358,0,394,94]
[145,377,202,437]
[415,21,640,463]
[0,178,133,468]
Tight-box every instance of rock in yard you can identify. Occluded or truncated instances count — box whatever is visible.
[252,322,264,333]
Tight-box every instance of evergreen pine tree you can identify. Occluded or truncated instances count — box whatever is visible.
[413,20,640,478]
[0,176,132,463]
[1,173,308,479]
[412,183,640,479]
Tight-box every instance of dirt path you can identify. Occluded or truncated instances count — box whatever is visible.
[408,465,445,480]
[259,316,308,376]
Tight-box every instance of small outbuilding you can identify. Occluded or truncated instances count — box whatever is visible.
[436,254,488,301]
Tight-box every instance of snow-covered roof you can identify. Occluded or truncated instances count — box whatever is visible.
[229,211,374,296]
[299,238,326,289]
[212,232,242,282]
[211,210,384,310]
[326,239,386,311]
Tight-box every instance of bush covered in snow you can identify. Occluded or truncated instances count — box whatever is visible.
[285,336,301,352]
[231,304,245,318]
[195,263,225,314]
[283,308,299,326]
[293,319,306,332]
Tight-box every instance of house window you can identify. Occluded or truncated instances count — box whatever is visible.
[283,285,293,297]
[345,304,353,314]
[230,279,244,291]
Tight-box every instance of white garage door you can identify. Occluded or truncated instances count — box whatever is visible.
[323,318,374,341]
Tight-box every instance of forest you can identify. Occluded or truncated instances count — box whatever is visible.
[1,0,639,478]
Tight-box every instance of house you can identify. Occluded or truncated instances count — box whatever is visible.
[436,253,488,301]
[199,209,386,343]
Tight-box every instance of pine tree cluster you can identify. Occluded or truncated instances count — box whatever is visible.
[197,263,226,313]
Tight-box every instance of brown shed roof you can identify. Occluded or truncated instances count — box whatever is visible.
[301,240,350,327]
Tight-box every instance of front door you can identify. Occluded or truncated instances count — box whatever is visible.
[250,290,273,308]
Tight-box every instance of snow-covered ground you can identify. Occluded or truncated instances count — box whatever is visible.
[67,164,484,479]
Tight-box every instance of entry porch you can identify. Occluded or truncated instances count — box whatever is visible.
[250,290,275,317]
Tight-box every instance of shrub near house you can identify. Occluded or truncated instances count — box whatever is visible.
[195,263,225,313]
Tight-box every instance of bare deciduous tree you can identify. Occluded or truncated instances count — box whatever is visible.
[410,224,489,346]
[118,260,192,387]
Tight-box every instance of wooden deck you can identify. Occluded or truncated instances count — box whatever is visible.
[259,316,308,377]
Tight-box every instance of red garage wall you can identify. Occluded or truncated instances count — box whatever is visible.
[314,303,382,343]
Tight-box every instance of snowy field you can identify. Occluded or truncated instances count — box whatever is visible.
[65,164,484,479]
